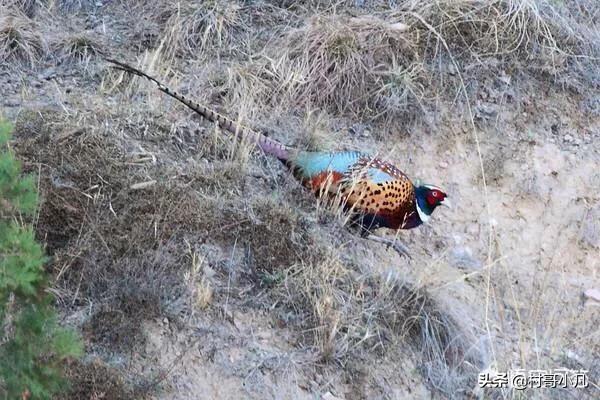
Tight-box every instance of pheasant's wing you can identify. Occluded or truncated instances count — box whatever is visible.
[290,152,414,217]
[340,157,415,216]
[290,151,364,189]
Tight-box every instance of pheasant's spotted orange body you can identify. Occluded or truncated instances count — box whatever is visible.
[292,152,420,230]
[107,59,450,256]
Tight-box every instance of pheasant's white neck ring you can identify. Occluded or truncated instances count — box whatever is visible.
[415,200,431,223]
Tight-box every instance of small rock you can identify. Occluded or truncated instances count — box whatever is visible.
[566,350,585,364]
[163,317,169,325]
[203,266,216,278]
[564,134,574,143]
[583,288,600,304]
[323,393,345,400]
[3,98,20,107]
[130,180,156,190]
[476,103,497,118]
[38,67,57,80]
[450,246,483,271]
[438,161,449,169]
[498,73,511,86]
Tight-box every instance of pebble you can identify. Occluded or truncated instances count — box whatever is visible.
[477,103,497,117]
[583,288,600,304]
[323,393,345,400]
[38,67,57,81]
[3,98,20,107]
[438,161,449,168]
[566,350,585,364]
[564,134,574,143]
[450,246,483,271]
[498,73,511,86]
[466,223,479,236]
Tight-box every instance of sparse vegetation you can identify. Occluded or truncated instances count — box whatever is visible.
[159,0,248,59]
[0,8,46,67]
[0,120,82,399]
[1,0,599,399]
[56,31,103,64]
[62,359,134,400]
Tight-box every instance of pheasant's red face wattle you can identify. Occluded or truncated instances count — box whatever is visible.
[426,189,446,207]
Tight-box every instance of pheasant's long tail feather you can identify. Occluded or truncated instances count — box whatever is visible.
[106,58,290,161]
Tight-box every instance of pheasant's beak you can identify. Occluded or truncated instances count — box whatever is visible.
[440,198,452,209]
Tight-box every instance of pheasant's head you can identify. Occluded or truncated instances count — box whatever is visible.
[414,184,450,223]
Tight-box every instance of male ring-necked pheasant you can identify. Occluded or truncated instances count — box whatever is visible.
[107,59,450,258]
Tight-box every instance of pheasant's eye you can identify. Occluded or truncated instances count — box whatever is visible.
[432,191,439,198]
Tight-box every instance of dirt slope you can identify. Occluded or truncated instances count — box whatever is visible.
[1,1,599,399]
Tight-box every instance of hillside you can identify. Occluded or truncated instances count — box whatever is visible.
[1,0,599,399]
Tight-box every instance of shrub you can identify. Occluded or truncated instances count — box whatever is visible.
[0,120,82,400]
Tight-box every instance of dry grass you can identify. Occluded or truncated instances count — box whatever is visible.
[12,98,318,349]
[264,14,424,121]
[55,31,103,64]
[271,253,482,395]
[5,0,600,398]
[46,0,98,13]
[158,0,248,59]
[184,248,214,311]
[400,0,599,77]
[218,0,598,126]
[0,8,46,67]
[3,0,39,17]
[61,359,135,400]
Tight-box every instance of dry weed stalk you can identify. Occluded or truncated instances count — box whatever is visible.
[185,242,213,313]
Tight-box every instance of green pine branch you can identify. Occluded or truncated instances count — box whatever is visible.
[1,120,83,400]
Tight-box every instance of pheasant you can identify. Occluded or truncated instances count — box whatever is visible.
[107,59,450,258]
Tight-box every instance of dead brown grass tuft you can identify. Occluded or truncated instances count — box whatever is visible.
[3,0,39,17]
[271,15,424,121]
[47,0,98,13]
[400,0,598,70]
[62,359,134,400]
[158,0,248,59]
[13,101,318,355]
[15,107,192,347]
[224,0,598,126]
[189,195,319,275]
[272,253,481,394]
[0,8,46,67]
[55,31,103,64]
[83,282,163,350]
